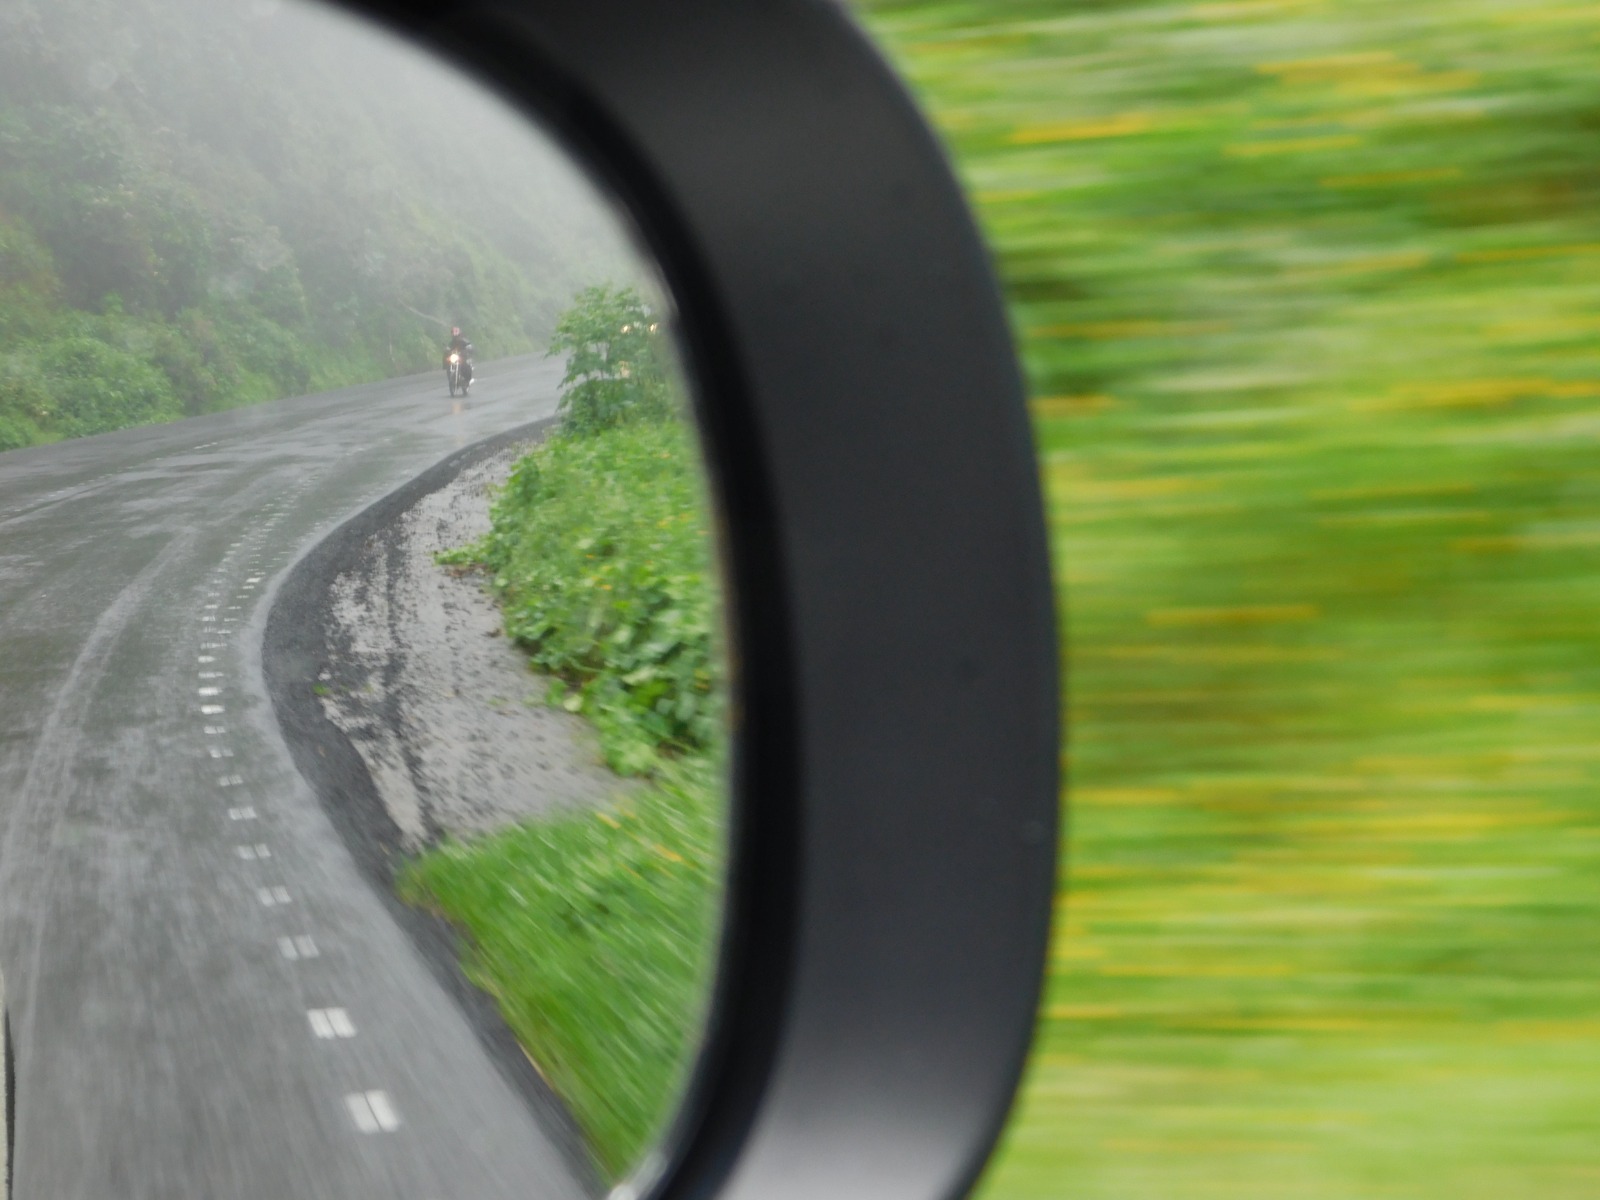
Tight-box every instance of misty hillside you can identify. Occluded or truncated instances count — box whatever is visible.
[0,0,633,450]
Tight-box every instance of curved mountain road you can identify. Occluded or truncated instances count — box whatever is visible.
[0,357,592,1200]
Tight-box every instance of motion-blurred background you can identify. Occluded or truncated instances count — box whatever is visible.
[858,1,1600,1197]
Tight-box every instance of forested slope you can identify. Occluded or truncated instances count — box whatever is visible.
[0,0,626,449]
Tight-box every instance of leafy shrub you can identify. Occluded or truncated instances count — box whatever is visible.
[147,315,232,417]
[0,355,53,434]
[546,284,673,435]
[32,335,180,437]
[455,417,718,775]
[0,410,38,453]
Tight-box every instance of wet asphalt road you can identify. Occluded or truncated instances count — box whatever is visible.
[0,356,591,1200]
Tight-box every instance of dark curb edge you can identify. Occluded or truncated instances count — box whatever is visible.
[261,416,604,1197]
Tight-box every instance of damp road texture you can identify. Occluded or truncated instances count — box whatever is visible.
[0,357,591,1200]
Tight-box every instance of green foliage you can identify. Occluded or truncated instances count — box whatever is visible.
[547,284,673,435]
[0,410,39,453]
[459,416,718,775]
[398,760,721,1182]
[8,335,180,438]
[859,0,1600,1196]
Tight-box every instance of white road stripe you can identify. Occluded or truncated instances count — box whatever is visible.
[200,705,225,715]
[345,1093,380,1134]
[228,807,257,821]
[278,935,321,961]
[309,1008,356,1039]
[365,1090,401,1131]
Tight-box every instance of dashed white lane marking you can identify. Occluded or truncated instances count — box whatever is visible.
[197,655,216,663]
[200,704,225,715]
[235,844,271,860]
[279,935,320,960]
[218,774,244,787]
[346,1090,401,1133]
[309,1008,356,1039]
[204,724,227,735]
[228,806,257,821]
[198,687,221,697]
[198,672,224,680]
[207,746,234,758]
[257,886,291,907]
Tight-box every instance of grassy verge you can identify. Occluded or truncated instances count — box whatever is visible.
[398,760,719,1182]
[856,1,1600,1196]
[403,358,723,1183]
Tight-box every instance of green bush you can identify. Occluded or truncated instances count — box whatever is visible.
[32,335,180,437]
[0,410,38,453]
[546,284,673,435]
[458,416,718,775]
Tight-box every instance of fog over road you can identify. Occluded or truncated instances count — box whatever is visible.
[0,356,591,1200]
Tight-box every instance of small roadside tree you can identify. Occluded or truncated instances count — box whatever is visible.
[546,283,672,434]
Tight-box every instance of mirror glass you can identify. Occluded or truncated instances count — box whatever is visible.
[0,2,726,1197]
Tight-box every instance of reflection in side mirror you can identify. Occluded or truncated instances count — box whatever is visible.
[0,2,725,1196]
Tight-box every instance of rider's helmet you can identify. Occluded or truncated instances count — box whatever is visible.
[451,327,462,338]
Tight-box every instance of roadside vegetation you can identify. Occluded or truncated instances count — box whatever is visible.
[857,1,1600,1196]
[0,0,623,451]
[401,284,723,1182]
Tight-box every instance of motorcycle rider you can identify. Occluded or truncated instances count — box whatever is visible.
[443,325,473,387]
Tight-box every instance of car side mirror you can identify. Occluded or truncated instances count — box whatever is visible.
[0,2,1058,1198]
[343,3,1060,1198]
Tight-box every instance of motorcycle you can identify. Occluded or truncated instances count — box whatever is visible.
[445,344,474,396]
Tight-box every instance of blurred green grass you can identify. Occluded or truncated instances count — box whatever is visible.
[860,1,1600,1196]
[399,762,720,1182]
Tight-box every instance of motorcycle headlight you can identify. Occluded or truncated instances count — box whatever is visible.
[449,353,460,363]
